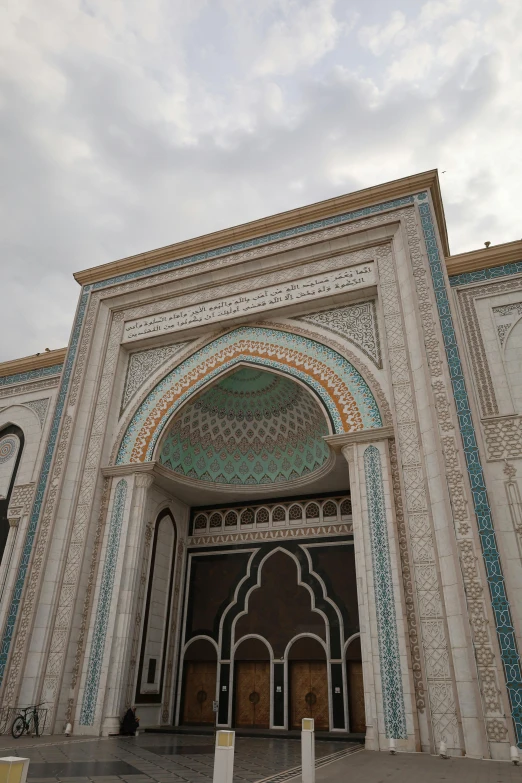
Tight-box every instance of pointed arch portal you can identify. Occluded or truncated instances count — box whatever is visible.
[116,326,383,464]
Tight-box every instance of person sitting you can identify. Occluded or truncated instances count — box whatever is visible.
[120,706,140,736]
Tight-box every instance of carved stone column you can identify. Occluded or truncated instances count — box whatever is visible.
[337,431,417,752]
[75,469,153,735]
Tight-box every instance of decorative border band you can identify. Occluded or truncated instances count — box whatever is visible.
[0,364,63,387]
[0,292,88,684]
[364,444,407,739]
[449,261,522,288]
[418,200,522,746]
[79,478,128,725]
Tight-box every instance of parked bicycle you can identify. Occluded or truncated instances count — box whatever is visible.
[11,703,46,738]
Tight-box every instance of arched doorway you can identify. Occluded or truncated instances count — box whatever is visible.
[346,635,365,733]
[181,639,217,725]
[233,637,271,728]
[288,636,328,730]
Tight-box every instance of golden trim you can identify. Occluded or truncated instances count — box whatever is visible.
[446,239,522,277]
[74,170,448,285]
[0,348,67,379]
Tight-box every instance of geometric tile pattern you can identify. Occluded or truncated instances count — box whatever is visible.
[160,367,330,485]
[418,199,522,747]
[492,302,522,347]
[449,260,522,288]
[23,398,50,427]
[364,445,407,740]
[0,363,63,387]
[79,478,128,726]
[376,241,458,746]
[117,326,383,465]
[299,300,382,367]
[121,343,189,414]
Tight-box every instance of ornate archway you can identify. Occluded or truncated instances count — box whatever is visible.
[116,326,385,465]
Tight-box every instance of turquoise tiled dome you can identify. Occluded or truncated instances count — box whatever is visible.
[159,367,330,485]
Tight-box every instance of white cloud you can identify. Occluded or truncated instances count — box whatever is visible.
[0,0,521,360]
[252,0,343,75]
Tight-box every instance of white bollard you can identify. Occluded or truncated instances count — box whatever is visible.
[439,740,448,759]
[0,757,30,783]
[64,723,72,737]
[510,746,520,765]
[213,730,235,783]
[389,737,396,755]
[302,718,315,783]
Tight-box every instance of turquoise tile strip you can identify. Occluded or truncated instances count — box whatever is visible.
[0,292,89,685]
[79,478,128,726]
[418,200,522,746]
[0,363,63,386]
[449,261,522,288]
[364,445,407,740]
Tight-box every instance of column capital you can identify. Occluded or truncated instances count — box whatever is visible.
[324,426,395,453]
[101,461,155,478]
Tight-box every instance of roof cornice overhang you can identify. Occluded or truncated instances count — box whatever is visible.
[446,239,522,278]
[0,347,67,379]
[74,169,448,287]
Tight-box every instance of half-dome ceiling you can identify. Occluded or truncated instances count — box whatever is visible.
[159,367,330,486]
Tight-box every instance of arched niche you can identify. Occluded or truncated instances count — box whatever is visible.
[0,425,25,562]
[234,549,326,659]
[288,635,326,660]
[233,636,272,730]
[504,320,522,413]
[345,635,365,733]
[181,638,217,726]
[287,634,328,731]
[114,325,386,465]
[135,510,176,704]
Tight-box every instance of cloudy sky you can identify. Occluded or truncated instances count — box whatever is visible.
[1,0,520,362]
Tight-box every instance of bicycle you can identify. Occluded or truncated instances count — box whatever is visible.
[11,703,45,738]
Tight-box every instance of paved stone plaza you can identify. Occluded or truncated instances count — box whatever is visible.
[0,733,358,783]
[0,734,520,783]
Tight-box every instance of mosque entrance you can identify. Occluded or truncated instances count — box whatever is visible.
[161,365,362,733]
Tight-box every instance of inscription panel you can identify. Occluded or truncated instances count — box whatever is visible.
[123,262,375,342]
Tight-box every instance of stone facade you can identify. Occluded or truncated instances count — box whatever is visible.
[0,173,520,760]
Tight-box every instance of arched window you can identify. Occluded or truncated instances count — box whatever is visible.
[0,425,25,562]
[136,509,176,704]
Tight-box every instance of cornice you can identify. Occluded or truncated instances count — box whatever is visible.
[74,170,448,286]
[446,239,522,277]
[0,348,67,379]
[324,426,395,451]
[101,461,156,477]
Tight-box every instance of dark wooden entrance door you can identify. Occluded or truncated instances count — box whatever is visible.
[234,661,270,728]
[182,661,217,724]
[347,660,365,732]
[290,661,328,730]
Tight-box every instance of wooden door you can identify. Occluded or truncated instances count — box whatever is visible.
[290,661,328,730]
[182,661,217,724]
[347,661,366,733]
[234,661,270,728]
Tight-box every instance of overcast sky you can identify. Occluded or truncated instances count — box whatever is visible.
[1,0,520,362]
